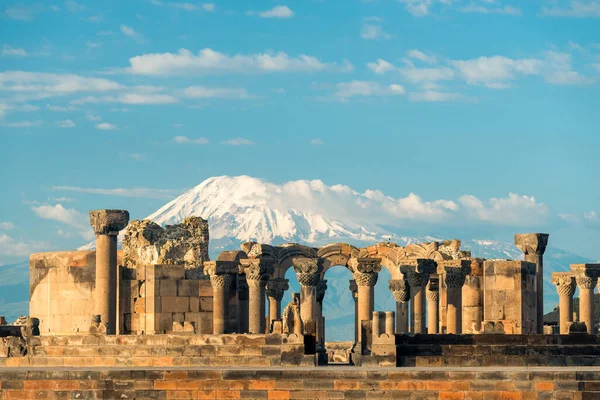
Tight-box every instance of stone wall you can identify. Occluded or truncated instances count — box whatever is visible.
[30,251,123,335]
[0,367,598,399]
[120,265,214,335]
[483,260,537,334]
[0,334,312,368]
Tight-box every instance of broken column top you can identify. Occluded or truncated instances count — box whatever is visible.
[514,233,549,256]
[89,209,129,236]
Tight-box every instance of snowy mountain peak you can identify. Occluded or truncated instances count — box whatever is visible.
[147,175,384,246]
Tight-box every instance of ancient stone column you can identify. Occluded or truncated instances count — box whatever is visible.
[241,259,275,334]
[89,209,129,335]
[316,280,327,344]
[552,272,576,334]
[389,278,410,334]
[293,258,323,333]
[515,233,549,334]
[444,271,466,334]
[426,278,440,334]
[209,274,233,334]
[349,280,359,343]
[266,278,289,332]
[349,258,382,342]
[463,259,484,334]
[571,264,600,334]
[237,275,249,333]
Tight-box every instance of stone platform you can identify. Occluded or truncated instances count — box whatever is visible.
[0,366,599,399]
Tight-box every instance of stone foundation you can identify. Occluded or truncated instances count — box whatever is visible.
[0,367,598,399]
[0,334,312,368]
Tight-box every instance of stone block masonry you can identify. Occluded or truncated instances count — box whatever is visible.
[0,366,599,399]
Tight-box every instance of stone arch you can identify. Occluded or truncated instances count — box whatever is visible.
[404,242,452,261]
[359,243,406,278]
[317,243,360,274]
[240,242,278,260]
[276,243,318,279]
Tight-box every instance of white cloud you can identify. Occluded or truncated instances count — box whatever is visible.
[2,120,42,128]
[173,136,209,144]
[46,104,76,112]
[361,24,392,40]
[120,25,144,41]
[56,119,76,128]
[367,59,397,75]
[541,1,600,17]
[31,203,93,240]
[398,0,433,16]
[203,3,215,11]
[457,193,551,226]
[181,86,250,99]
[72,93,178,105]
[408,90,465,102]
[86,113,101,121]
[461,4,522,15]
[65,1,86,13]
[95,122,117,130]
[86,41,101,50]
[310,139,324,145]
[407,49,437,64]
[222,138,254,146]
[451,55,541,86]
[0,233,48,262]
[125,48,352,75]
[130,153,147,161]
[333,81,405,101]
[542,51,595,85]
[52,185,183,199]
[584,211,599,222]
[0,222,14,230]
[2,45,27,57]
[249,5,294,18]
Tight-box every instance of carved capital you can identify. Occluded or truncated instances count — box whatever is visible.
[514,233,549,256]
[354,271,378,287]
[348,257,382,274]
[426,289,439,302]
[209,274,233,290]
[389,279,410,303]
[266,278,289,301]
[240,258,275,282]
[444,271,466,288]
[292,257,323,275]
[576,275,598,290]
[406,271,430,289]
[552,273,576,297]
[89,209,129,236]
[204,260,239,277]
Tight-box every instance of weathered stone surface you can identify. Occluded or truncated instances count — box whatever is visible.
[89,210,130,236]
[123,217,209,267]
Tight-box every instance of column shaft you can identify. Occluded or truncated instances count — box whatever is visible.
[396,302,409,333]
[559,294,573,334]
[357,284,374,341]
[580,287,594,334]
[300,285,317,328]
[210,275,232,334]
[95,234,117,334]
[411,288,426,334]
[427,293,439,334]
[447,286,462,334]
[248,280,264,334]
[525,253,544,333]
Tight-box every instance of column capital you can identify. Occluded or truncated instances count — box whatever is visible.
[89,209,129,236]
[514,233,549,256]
[209,274,233,290]
[293,257,323,287]
[266,278,289,301]
[552,272,576,297]
[571,264,600,289]
[316,280,328,303]
[354,271,378,287]
[240,258,276,282]
[389,279,410,303]
[348,257,382,274]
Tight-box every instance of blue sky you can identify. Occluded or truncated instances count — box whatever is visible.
[0,0,599,264]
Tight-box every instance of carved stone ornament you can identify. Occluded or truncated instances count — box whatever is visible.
[240,258,275,281]
[348,257,382,274]
[266,278,289,301]
[514,233,549,256]
[552,274,576,297]
[89,209,129,236]
[389,279,410,303]
[209,274,233,289]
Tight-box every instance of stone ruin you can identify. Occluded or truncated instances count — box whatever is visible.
[7,208,600,371]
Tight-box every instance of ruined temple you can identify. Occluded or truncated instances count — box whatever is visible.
[2,209,600,398]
